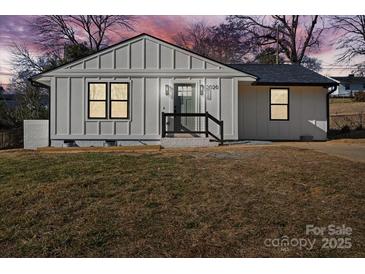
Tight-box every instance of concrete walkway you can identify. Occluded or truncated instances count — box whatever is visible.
[278,140,365,163]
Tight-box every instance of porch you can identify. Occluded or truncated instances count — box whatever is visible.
[161,112,224,148]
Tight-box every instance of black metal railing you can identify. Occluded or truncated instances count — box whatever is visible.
[161,112,224,145]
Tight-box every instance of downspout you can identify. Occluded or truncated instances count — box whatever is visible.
[327,85,337,139]
[29,78,51,147]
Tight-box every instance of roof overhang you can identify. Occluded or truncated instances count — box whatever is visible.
[29,76,51,88]
[252,82,338,88]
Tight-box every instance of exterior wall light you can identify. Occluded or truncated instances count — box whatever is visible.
[165,85,169,96]
[200,85,204,96]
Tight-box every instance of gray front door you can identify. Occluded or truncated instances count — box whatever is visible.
[174,84,196,132]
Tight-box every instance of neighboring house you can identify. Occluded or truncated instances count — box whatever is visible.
[29,33,337,148]
[0,92,48,109]
[0,93,17,109]
[332,74,365,97]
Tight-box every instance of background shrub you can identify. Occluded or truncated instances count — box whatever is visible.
[340,125,351,133]
[354,91,365,102]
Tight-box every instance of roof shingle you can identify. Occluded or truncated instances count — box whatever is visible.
[229,64,337,86]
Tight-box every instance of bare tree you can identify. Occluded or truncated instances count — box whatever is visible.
[254,47,284,64]
[174,22,214,58]
[31,15,135,52]
[301,55,322,72]
[11,44,54,75]
[210,21,253,63]
[8,45,50,126]
[331,16,365,76]
[173,21,252,63]
[227,16,325,64]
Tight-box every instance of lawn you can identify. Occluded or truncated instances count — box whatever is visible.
[0,146,364,257]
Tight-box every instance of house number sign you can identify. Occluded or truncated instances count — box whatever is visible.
[205,84,219,90]
[205,84,219,100]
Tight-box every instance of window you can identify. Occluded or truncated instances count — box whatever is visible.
[110,83,129,119]
[177,85,193,97]
[88,82,129,119]
[88,83,107,119]
[270,88,289,121]
[345,83,350,90]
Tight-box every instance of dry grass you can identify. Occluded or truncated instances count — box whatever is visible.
[329,99,365,132]
[0,146,364,257]
[330,99,365,115]
[36,145,161,154]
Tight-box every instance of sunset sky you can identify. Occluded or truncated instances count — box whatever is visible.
[0,15,359,90]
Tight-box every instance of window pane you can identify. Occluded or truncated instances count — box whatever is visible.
[111,101,128,118]
[89,101,106,118]
[271,89,288,104]
[89,83,106,100]
[271,105,288,120]
[111,83,128,100]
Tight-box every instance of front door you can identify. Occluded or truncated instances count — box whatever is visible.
[174,83,196,132]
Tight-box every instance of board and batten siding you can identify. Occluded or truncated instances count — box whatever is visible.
[47,36,251,142]
[238,85,328,140]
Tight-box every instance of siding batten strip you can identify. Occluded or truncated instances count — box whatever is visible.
[218,77,221,120]
[203,77,206,113]
[82,77,85,135]
[128,44,131,69]
[52,78,57,136]
[158,44,161,69]
[142,38,146,69]
[142,77,145,135]
[254,83,257,138]
[173,50,176,69]
[158,78,161,135]
[233,78,236,138]
[128,76,131,135]
[68,77,71,135]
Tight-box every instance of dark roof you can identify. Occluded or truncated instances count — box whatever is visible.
[332,76,365,84]
[229,64,337,87]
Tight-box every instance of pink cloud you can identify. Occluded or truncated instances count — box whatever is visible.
[0,15,359,86]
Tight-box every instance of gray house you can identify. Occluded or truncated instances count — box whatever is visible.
[29,33,337,148]
[332,74,365,97]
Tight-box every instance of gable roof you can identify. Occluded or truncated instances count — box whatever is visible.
[30,33,256,81]
[230,64,337,87]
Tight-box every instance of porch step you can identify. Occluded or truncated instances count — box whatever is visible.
[161,137,218,148]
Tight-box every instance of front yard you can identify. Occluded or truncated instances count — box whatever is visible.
[0,145,364,257]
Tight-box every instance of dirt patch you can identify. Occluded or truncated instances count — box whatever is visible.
[277,141,365,163]
[197,151,262,159]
